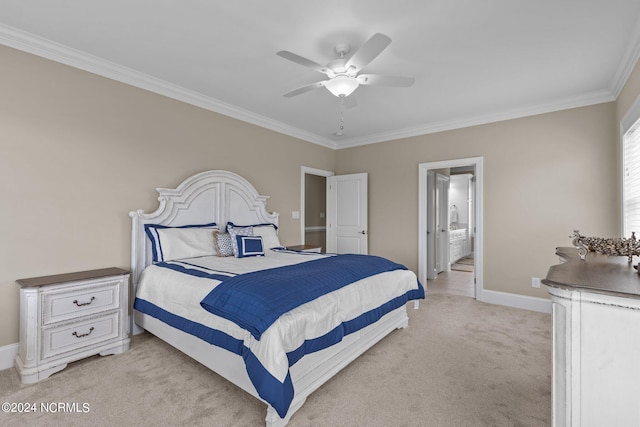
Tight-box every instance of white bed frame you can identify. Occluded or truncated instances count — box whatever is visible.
[129,170,410,426]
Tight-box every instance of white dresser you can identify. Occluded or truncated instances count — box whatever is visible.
[15,268,130,384]
[543,248,640,427]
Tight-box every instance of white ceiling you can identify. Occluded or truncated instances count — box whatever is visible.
[1,1,640,149]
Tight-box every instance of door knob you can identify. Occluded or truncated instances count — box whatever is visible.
[359,230,368,234]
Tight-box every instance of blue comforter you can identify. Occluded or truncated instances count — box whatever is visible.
[200,254,410,339]
[137,253,424,419]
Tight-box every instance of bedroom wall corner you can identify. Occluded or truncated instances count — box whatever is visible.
[335,102,618,300]
[616,56,640,230]
[617,55,640,124]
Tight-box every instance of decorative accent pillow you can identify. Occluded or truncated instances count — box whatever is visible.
[235,235,264,258]
[227,222,280,255]
[226,223,254,257]
[212,230,234,257]
[144,223,218,262]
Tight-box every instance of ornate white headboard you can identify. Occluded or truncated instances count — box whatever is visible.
[129,170,279,286]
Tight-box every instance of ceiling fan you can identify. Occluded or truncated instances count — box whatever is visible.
[277,33,415,99]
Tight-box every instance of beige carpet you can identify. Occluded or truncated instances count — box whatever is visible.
[0,294,551,427]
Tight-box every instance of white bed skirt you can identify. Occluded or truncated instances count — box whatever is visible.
[134,304,410,426]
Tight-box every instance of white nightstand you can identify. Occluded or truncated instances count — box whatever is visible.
[285,244,323,253]
[15,268,130,384]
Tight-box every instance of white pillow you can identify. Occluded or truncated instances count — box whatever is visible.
[155,227,217,261]
[146,223,218,262]
[252,224,281,250]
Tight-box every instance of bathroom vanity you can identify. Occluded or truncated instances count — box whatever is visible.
[543,247,640,427]
[449,228,469,264]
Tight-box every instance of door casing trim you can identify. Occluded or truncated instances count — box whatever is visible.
[418,157,484,300]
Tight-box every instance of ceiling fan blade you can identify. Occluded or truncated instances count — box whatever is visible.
[277,50,333,76]
[282,81,327,97]
[346,33,392,72]
[357,74,415,87]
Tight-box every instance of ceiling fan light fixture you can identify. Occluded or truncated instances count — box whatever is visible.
[324,76,359,97]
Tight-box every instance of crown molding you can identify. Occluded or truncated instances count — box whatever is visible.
[335,89,616,149]
[610,18,640,98]
[0,23,631,152]
[0,24,337,150]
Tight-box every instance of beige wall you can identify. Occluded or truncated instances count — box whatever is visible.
[0,45,336,347]
[304,174,327,250]
[305,174,326,227]
[336,103,619,298]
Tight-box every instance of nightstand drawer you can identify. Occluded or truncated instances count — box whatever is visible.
[42,280,121,325]
[42,312,120,359]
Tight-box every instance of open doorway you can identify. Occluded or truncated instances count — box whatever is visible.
[418,157,484,301]
[300,167,334,252]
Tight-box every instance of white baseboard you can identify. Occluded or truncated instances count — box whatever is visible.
[0,343,19,371]
[481,290,552,314]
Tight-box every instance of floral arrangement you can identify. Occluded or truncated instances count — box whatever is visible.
[571,230,640,262]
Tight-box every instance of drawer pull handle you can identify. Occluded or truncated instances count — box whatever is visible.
[72,327,94,338]
[73,296,95,307]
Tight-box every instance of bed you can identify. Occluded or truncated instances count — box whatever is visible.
[129,170,424,426]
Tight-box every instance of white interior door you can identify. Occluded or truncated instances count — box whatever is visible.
[326,173,368,254]
[436,174,450,272]
[427,172,449,279]
[426,171,437,279]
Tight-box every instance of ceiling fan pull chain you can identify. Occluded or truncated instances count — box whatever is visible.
[336,97,345,136]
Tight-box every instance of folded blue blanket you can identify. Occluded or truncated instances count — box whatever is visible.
[200,254,410,340]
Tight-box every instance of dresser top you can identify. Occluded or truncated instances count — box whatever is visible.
[542,247,640,298]
[17,267,130,288]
